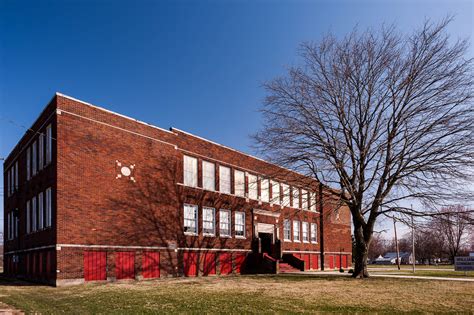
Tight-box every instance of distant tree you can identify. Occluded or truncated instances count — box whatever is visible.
[367,234,388,261]
[255,18,474,278]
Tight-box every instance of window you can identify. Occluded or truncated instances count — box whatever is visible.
[7,213,11,240]
[310,192,317,211]
[311,223,317,243]
[32,140,37,175]
[45,187,52,227]
[261,178,269,203]
[32,196,37,232]
[219,209,231,237]
[27,146,31,180]
[14,161,18,191]
[292,187,300,209]
[46,124,52,165]
[202,161,215,191]
[39,133,44,170]
[247,174,258,200]
[183,204,198,234]
[302,222,309,242]
[293,220,300,242]
[219,166,231,194]
[283,219,291,241]
[202,207,216,236]
[301,189,308,210]
[234,170,245,197]
[235,212,245,238]
[183,155,198,187]
[15,212,18,238]
[271,181,280,204]
[26,200,31,234]
[7,168,10,197]
[38,192,44,230]
[282,184,290,207]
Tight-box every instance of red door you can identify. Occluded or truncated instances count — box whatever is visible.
[303,254,310,271]
[329,255,334,269]
[116,252,135,280]
[142,252,160,279]
[343,255,348,268]
[84,251,107,281]
[183,252,198,277]
[202,253,216,276]
[235,254,246,274]
[336,255,341,269]
[219,253,232,275]
[311,254,319,270]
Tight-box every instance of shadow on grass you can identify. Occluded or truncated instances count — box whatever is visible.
[0,273,46,287]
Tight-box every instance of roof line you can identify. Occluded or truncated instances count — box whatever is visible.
[55,92,175,135]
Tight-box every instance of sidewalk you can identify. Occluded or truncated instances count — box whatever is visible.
[297,271,474,282]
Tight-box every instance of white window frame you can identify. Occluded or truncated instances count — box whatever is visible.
[32,196,37,232]
[7,168,10,197]
[302,222,309,243]
[282,184,290,207]
[45,187,52,227]
[39,133,44,170]
[260,178,269,203]
[32,140,37,176]
[26,200,31,234]
[235,212,245,238]
[219,209,231,237]
[271,180,280,205]
[219,166,231,194]
[46,124,52,165]
[183,155,198,187]
[234,170,245,197]
[292,187,300,209]
[293,220,300,242]
[38,192,44,230]
[26,146,31,180]
[202,207,216,236]
[7,213,10,240]
[183,204,198,235]
[247,174,258,200]
[310,192,317,212]
[283,219,291,241]
[311,223,318,243]
[202,161,215,191]
[301,189,308,210]
[14,161,18,191]
[15,212,19,238]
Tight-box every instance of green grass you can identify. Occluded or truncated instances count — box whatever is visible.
[0,274,473,314]
[369,269,474,278]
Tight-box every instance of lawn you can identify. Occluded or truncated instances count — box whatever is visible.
[369,269,474,278]
[0,274,473,314]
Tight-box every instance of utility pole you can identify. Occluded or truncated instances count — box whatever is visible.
[393,217,400,270]
[411,204,416,273]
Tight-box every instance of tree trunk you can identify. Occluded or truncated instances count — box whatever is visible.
[352,223,370,278]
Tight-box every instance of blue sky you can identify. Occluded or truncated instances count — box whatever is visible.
[0,0,472,237]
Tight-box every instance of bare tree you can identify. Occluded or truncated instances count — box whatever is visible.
[254,18,474,278]
[432,205,472,262]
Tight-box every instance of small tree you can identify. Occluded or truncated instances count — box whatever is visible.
[255,18,473,278]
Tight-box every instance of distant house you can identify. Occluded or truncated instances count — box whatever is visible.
[375,252,413,265]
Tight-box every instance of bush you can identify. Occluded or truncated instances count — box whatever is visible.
[348,269,354,274]
[339,268,345,273]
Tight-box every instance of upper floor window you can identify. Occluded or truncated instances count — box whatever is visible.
[32,196,37,233]
[271,181,280,205]
[283,219,291,241]
[260,178,269,203]
[39,133,44,170]
[46,124,52,165]
[202,207,216,236]
[219,209,231,237]
[38,192,44,230]
[32,140,37,176]
[311,223,317,243]
[292,187,300,209]
[202,161,215,191]
[301,189,308,210]
[302,222,309,242]
[293,220,300,242]
[45,187,52,227]
[234,170,245,197]
[183,155,198,187]
[219,166,231,194]
[310,192,317,211]
[183,204,198,235]
[282,184,290,207]
[247,174,258,200]
[26,200,31,234]
[7,167,10,197]
[26,146,31,180]
[235,212,245,238]
[14,161,18,191]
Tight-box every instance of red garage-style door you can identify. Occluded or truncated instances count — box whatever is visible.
[311,254,319,270]
[302,254,310,271]
[220,253,232,275]
[183,252,198,277]
[116,252,135,280]
[329,255,334,269]
[342,255,348,268]
[142,252,160,279]
[84,251,107,281]
[203,253,216,276]
[235,254,246,274]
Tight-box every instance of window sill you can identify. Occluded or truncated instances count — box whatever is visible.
[311,241,318,244]
[303,241,309,243]
[203,233,216,237]
[283,239,292,242]
[220,235,232,238]
[293,240,301,243]
[184,232,198,236]
[235,236,246,239]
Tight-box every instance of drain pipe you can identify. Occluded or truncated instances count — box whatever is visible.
[319,182,324,271]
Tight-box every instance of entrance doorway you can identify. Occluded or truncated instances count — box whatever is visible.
[258,232,273,254]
